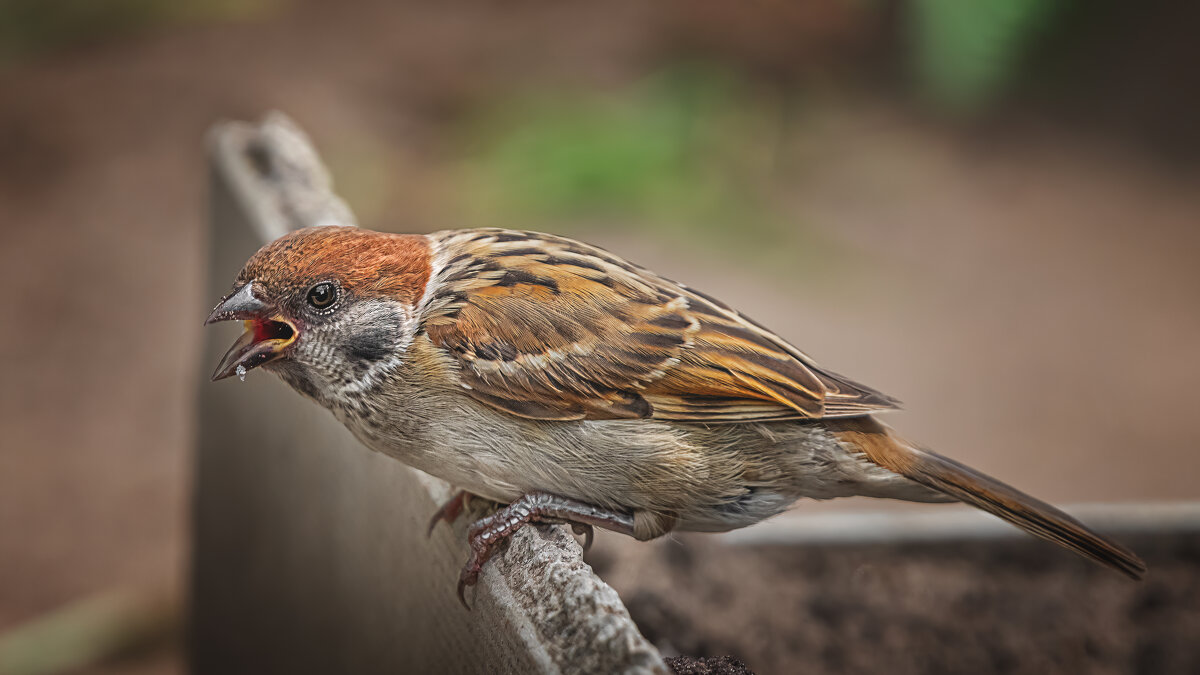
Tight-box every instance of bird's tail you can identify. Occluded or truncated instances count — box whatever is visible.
[831,418,1146,580]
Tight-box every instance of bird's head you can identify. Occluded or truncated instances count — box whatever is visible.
[206,226,431,398]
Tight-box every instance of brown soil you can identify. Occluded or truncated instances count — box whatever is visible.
[667,654,755,675]
[592,532,1200,675]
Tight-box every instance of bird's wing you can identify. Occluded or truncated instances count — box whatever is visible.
[422,230,900,422]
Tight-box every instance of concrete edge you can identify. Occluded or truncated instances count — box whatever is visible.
[721,501,1200,547]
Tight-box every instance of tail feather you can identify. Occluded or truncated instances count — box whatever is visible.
[835,419,1147,580]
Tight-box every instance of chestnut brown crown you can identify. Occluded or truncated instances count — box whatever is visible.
[235,226,431,308]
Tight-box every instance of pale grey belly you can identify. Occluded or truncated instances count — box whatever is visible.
[337,392,926,533]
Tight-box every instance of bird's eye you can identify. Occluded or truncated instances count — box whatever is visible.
[306,282,338,310]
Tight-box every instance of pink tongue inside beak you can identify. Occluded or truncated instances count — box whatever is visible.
[207,282,296,381]
[211,317,296,382]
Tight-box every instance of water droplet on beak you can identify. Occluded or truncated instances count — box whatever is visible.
[236,365,247,382]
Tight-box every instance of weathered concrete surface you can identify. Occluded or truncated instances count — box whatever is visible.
[190,114,666,675]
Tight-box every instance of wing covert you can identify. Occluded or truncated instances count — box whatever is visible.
[422,229,900,423]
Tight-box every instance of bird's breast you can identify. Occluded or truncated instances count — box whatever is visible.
[310,358,927,533]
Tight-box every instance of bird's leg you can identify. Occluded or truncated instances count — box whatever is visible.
[427,490,474,536]
[429,491,590,548]
[457,491,634,608]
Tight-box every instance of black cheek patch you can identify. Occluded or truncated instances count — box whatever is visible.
[345,325,400,363]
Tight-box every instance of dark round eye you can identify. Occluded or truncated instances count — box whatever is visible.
[306,282,337,310]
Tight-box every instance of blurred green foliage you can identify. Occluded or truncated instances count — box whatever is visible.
[0,0,284,62]
[911,0,1065,112]
[457,67,799,257]
[0,589,176,675]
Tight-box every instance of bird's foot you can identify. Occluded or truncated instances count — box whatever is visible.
[456,491,634,609]
[427,490,473,536]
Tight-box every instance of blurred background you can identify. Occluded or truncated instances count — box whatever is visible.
[1,0,1198,673]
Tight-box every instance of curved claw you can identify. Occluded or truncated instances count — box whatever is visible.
[456,518,493,611]
[452,492,636,610]
[572,523,595,552]
[428,491,471,537]
[456,575,475,610]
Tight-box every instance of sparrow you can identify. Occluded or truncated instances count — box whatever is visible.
[206,226,1145,606]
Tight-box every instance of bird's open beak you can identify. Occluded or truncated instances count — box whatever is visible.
[205,282,297,381]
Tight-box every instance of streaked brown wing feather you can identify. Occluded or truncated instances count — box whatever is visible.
[423,229,900,422]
